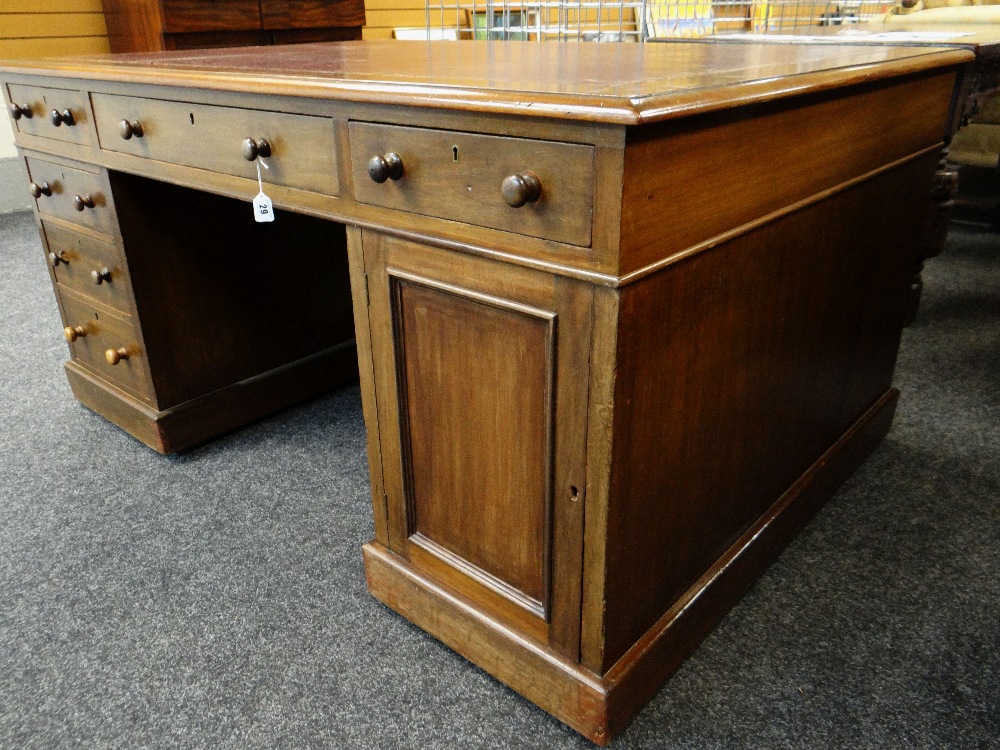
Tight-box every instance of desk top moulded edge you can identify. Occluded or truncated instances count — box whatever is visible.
[0,41,975,126]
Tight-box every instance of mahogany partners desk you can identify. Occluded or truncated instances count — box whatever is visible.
[1,41,972,744]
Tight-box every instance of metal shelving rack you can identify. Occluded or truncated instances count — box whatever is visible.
[419,0,891,42]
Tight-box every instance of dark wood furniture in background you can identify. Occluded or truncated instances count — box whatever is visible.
[100,0,366,52]
[2,41,971,744]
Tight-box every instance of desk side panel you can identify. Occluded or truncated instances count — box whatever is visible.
[618,67,961,276]
[600,152,936,670]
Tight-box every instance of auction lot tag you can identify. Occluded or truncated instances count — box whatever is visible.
[253,191,274,223]
[253,161,275,223]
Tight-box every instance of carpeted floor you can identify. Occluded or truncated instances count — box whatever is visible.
[0,209,997,750]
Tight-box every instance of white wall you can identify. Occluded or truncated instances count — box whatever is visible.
[1,115,16,158]
[0,114,28,213]
[0,0,110,209]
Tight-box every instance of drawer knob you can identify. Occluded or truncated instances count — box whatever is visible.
[368,153,404,183]
[73,194,95,211]
[91,267,112,285]
[9,102,32,120]
[49,251,68,267]
[63,325,87,343]
[501,173,542,208]
[241,137,271,161]
[29,181,52,199]
[50,109,75,127]
[118,119,144,140]
[105,347,129,366]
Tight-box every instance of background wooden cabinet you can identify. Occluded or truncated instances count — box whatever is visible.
[100,0,366,52]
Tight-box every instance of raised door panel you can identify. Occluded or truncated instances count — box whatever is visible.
[363,231,592,658]
[401,281,552,616]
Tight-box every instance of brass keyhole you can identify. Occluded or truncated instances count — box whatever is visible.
[452,145,459,162]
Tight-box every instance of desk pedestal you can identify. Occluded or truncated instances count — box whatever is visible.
[354,151,936,743]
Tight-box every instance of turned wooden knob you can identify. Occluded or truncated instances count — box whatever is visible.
[73,194,95,211]
[368,153,404,183]
[501,173,542,208]
[50,108,75,127]
[29,181,52,199]
[49,251,68,267]
[63,325,86,342]
[8,102,32,120]
[91,267,111,285]
[105,347,129,365]
[241,137,271,161]
[118,119,143,139]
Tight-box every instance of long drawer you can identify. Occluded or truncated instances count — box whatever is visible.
[59,291,152,402]
[161,0,260,32]
[25,156,116,235]
[5,83,94,147]
[350,122,594,247]
[42,220,132,315]
[261,0,365,29]
[91,93,339,195]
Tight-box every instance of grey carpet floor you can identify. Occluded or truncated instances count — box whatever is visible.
[0,209,997,750]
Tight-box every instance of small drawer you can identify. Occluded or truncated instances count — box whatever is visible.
[350,123,594,247]
[42,221,132,315]
[261,0,365,29]
[25,157,115,235]
[59,291,152,402]
[161,0,260,32]
[91,93,339,195]
[6,84,94,147]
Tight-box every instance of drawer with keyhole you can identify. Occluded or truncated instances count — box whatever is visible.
[350,122,595,247]
[59,291,152,402]
[25,156,114,235]
[6,83,93,146]
[91,92,339,195]
[42,220,131,315]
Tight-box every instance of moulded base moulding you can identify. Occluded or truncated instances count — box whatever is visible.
[65,340,359,454]
[363,388,900,746]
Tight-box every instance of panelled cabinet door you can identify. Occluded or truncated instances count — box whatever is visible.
[363,230,593,659]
